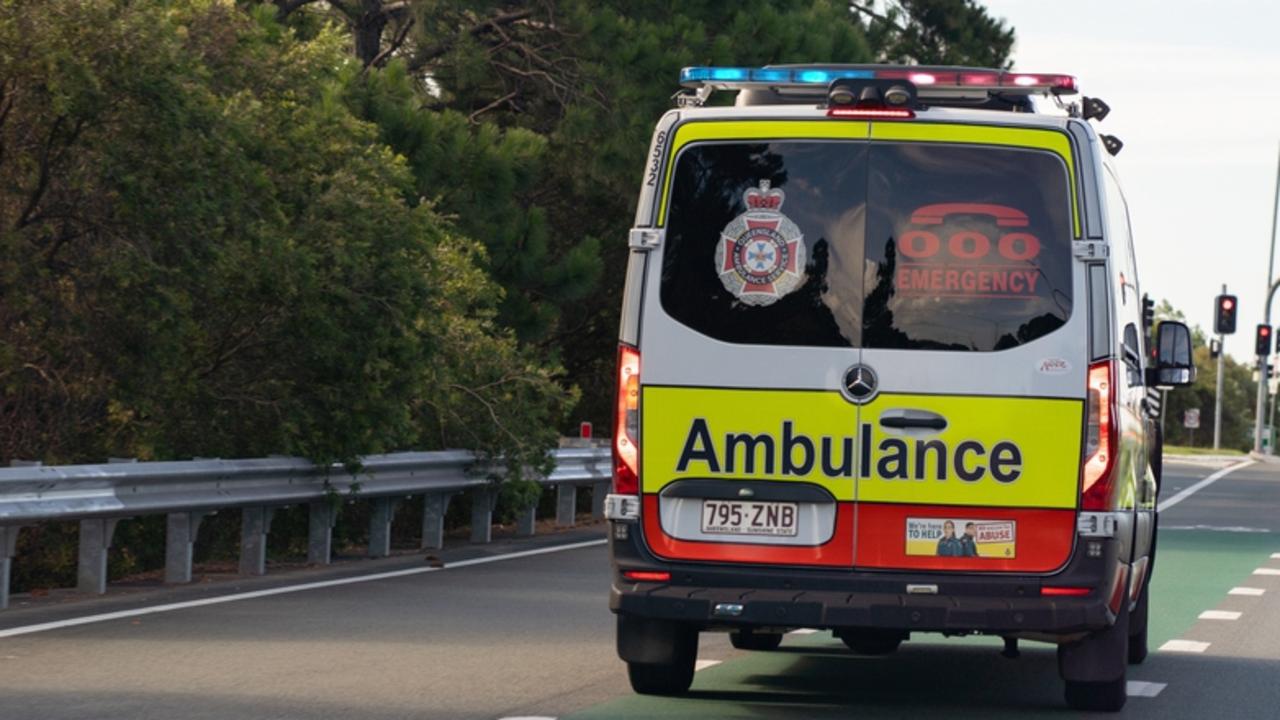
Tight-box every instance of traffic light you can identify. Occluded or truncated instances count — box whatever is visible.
[1210,339,1222,358]
[1215,294,1238,334]
[1257,324,1273,356]
[1142,294,1155,330]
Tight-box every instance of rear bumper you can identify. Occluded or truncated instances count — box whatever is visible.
[610,521,1121,636]
[611,582,1108,634]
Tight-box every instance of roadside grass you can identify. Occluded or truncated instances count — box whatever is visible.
[1164,445,1246,456]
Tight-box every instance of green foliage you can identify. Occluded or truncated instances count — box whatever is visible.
[852,0,1016,68]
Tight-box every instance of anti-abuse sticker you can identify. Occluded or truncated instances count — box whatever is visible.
[905,517,1016,559]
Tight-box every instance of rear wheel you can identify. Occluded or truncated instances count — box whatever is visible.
[838,629,905,656]
[1064,676,1128,712]
[729,630,783,651]
[625,624,698,696]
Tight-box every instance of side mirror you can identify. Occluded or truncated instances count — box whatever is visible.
[1147,321,1195,387]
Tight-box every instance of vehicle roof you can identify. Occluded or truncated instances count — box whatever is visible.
[668,102,1074,132]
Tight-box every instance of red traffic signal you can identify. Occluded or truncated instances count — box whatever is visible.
[1215,294,1238,334]
[1258,324,1274,356]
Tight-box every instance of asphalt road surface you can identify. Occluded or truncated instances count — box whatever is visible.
[2,457,1279,719]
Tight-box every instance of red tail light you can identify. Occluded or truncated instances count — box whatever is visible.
[1041,586,1092,597]
[622,570,670,583]
[613,344,640,494]
[1081,360,1118,510]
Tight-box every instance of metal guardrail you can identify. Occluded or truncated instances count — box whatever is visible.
[0,448,611,609]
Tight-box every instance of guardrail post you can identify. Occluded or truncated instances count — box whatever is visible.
[516,503,537,537]
[421,493,452,550]
[591,481,610,520]
[556,483,577,527]
[239,507,274,576]
[164,511,208,584]
[368,498,398,558]
[308,500,335,565]
[77,518,120,594]
[1,526,22,609]
[469,487,497,544]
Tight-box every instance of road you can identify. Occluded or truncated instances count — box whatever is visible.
[1,458,1278,719]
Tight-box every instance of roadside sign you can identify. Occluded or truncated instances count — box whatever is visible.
[1184,409,1200,429]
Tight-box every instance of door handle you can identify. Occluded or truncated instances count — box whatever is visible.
[879,409,948,432]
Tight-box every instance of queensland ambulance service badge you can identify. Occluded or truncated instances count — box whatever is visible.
[715,180,806,306]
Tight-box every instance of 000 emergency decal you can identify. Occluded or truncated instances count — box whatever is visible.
[642,386,1083,509]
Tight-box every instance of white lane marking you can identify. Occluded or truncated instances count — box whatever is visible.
[0,539,608,639]
[1126,681,1167,698]
[1158,460,1255,512]
[1159,639,1210,653]
[694,660,722,671]
[1254,568,1280,576]
[1229,587,1266,596]
[1272,553,1280,559]
[788,628,819,635]
[1199,610,1243,620]
[1162,525,1271,533]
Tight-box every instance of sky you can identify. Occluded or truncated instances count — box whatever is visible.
[982,0,1280,361]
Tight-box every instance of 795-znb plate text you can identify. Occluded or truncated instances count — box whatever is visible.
[701,500,798,537]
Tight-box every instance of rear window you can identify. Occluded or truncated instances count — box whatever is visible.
[660,139,1073,351]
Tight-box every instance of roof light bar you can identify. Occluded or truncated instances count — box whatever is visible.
[680,66,876,86]
[679,65,1078,95]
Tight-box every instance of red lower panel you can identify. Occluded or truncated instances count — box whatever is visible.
[641,495,854,567]
[854,503,1075,573]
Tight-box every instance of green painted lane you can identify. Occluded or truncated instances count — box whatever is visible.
[569,523,1278,718]
[1148,528,1279,647]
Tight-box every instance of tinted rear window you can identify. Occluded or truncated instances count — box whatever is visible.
[660,139,1073,351]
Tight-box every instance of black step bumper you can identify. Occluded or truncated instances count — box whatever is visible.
[609,525,1121,636]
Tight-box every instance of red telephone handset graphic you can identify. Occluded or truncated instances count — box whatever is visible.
[900,203,1040,262]
[909,203,1030,228]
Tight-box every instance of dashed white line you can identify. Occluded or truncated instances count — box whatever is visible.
[1126,681,1167,698]
[695,660,722,671]
[0,539,608,639]
[1199,610,1243,621]
[788,628,819,635]
[1229,587,1266,596]
[1253,568,1280,576]
[1157,460,1255,512]
[1160,639,1210,653]
[1271,553,1280,560]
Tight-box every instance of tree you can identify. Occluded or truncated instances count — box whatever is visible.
[0,0,571,468]
[259,0,1021,430]
[851,0,1016,68]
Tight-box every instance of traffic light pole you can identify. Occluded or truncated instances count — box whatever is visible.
[1253,147,1280,454]
[1215,333,1225,448]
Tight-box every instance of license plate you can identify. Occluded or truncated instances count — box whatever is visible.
[701,500,798,537]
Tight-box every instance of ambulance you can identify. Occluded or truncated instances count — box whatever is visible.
[604,64,1195,712]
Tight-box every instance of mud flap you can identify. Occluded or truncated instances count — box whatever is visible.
[1058,597,1129,682]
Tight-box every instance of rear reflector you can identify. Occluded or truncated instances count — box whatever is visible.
[622,570,670,583]
[1041,586,1092,597]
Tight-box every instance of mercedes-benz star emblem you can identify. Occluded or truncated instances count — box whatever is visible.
[841,364,879,404]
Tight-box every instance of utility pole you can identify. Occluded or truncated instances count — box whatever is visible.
[1215,284,1226,449]
[1254,145,1280,453]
